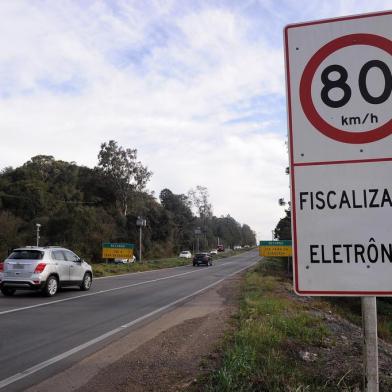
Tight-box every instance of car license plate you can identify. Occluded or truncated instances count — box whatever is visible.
[13,264,24,270]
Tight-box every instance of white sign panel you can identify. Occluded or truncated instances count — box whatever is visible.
[285,11,392,295]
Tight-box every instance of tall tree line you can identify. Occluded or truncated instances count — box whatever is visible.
[0,141,256,261]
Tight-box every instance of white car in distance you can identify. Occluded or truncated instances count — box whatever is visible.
[178,251,192,259]
[114,256,136,264]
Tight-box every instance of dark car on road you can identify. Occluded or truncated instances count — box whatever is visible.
[193,252,212,267]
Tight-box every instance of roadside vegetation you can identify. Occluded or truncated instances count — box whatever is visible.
[320,296,392,343]
[197,257,392,391]
[273,206,392,343]
[0,141,256,261]
[93,248,253,277]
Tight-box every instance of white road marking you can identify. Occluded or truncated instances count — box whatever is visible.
[0,259,247,316]
[94,263,192,279]
[0,261,257,390]
[0,269,204,316]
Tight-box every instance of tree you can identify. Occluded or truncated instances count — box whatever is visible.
[241,224,256,246]
[188,186,213,248]
[160,189,195,251]
[0,211,23,257]
[188,186,212,219]
[0,151,258,261]
[23,155,56,182]
[274,209,292,240]
[97,140,152,216]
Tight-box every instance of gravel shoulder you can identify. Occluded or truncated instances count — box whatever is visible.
[28,274,242,392]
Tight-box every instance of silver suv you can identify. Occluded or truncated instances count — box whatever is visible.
[0,246,93,297]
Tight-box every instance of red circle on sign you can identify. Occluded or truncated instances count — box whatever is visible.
[300,33,392,144]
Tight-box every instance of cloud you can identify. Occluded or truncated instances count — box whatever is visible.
[1,0,391,240]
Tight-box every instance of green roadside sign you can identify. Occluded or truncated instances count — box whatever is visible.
[102,242,134,259]
[102,243,134,249]
[259,240,292,257]
[259,240,292,247]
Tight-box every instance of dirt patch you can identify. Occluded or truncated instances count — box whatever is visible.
[300,305,392,390]
[285,280,392,390]
[28,275,241,392]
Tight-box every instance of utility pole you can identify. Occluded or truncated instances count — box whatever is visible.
[36,223,41,247]
[195,228,201,252]
[136,217,146,263]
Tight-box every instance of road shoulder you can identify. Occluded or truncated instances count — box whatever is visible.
[27,274,242,392]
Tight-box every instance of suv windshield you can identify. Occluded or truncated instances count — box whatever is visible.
[8,250,44,260]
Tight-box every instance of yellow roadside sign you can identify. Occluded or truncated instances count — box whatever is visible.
[259,240,292,257]
[102,243,134,259]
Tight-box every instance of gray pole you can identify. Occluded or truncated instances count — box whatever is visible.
[362,297,379,392]
[36,224,41,247]
[139,226,142,263]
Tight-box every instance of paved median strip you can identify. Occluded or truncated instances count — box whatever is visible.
[0,261,257,390]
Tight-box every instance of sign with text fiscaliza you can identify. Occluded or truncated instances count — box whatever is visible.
[102,243,134,259]
[259,241,292,257]
[285,11,392,296]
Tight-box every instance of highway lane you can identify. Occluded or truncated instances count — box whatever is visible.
[0,250,259,391]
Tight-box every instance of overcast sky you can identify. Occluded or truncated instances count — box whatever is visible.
[0,0,391,241]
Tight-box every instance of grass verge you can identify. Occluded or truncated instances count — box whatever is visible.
[92,249,249,277]
[201,257,333,391]
[195,257,392,391]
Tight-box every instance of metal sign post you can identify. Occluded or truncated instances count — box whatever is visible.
[362,297,379,391]
[195,228,201,252]
[136,217,147,263]
[35,223,41,247]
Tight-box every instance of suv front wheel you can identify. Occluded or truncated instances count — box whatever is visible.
[43,276,59,297]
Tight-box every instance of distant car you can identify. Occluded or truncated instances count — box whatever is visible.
[217,245,225,252]
[210,249,218,255]
[234,245,242,250]
[193,252,212,267]
[179,251,192,259]
[0,246,93,297]
[114,256,136,264]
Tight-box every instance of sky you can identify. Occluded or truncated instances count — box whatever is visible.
[0,0,391,241]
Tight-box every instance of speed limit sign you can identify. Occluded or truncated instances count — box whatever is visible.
[285,11,392,296]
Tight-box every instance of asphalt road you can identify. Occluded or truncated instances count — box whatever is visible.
[0,250,259,391]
